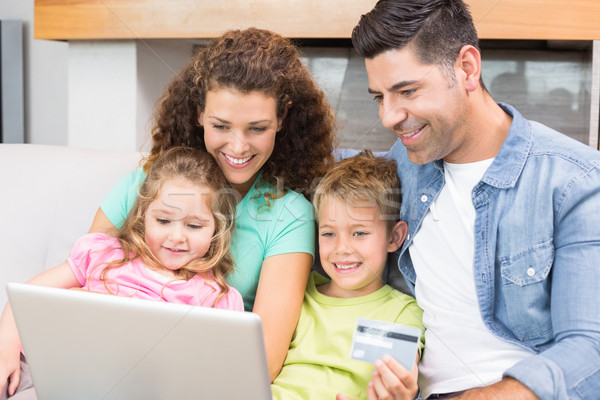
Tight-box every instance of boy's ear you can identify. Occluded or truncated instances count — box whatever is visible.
[388,220,408,252]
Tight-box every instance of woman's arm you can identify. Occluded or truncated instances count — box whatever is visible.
[88,208,118,235]
[252,252,312,382]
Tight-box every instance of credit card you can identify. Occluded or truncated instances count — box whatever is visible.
[350,317,421,369]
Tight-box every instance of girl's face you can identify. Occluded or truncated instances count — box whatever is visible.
[144,178,216,274]
[198,88,283,198]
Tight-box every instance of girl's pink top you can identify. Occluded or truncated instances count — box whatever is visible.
[67,233,243,311]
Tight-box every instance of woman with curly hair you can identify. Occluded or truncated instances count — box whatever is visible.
[88,28,335,380]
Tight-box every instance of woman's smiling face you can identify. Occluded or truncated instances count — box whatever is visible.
[199,88,282,198]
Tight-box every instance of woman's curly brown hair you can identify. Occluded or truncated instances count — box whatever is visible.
[147,28,335,196]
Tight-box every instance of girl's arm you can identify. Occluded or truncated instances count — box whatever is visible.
[26,261,81,288]
[0,301,22,396]
[0,261,80,395]
[252,252,312,382]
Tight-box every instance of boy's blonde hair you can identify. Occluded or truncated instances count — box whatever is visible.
[313,150,401,232]
[100,147,237,305]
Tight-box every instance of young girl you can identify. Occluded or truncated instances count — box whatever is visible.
[0,147,242,398]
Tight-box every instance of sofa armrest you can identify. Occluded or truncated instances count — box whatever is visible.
[0,144,141,305]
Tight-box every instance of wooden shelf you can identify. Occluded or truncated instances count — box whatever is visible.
[35,0,600,41]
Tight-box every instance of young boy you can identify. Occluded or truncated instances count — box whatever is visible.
[271,151,424,400]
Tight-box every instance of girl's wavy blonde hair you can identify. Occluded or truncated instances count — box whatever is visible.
[100,147,237,305]
[147,28,335,202]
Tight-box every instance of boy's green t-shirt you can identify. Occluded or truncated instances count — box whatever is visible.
[271,271,425,400]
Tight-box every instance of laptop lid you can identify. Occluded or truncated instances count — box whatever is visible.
[6,282,272,400]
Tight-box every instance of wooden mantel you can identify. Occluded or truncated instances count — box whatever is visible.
[35,0,600,41]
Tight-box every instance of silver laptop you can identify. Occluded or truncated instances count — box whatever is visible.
[6,282,272,400]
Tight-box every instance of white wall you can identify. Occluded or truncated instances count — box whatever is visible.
[0,2,193,151]
[68,40,192,152]
[136,40,193,153]
[68,40,138,151]
[0,0,68,145]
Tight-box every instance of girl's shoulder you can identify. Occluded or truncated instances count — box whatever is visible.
[74,232,120,249]
[69,233,124,272]
[71,233,122,259]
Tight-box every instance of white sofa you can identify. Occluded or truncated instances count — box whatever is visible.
[0,144,141,305]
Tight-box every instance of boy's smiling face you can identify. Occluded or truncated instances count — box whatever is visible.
[317,196,406,298]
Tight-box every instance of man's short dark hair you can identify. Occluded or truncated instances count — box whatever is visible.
[352,0,480,79]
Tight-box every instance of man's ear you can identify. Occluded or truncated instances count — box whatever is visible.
[197,106,204,126]
[455,45,482,93]
[388,220,408,252]
[277,100,293,131]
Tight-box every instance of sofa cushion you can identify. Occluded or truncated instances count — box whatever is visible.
[0,144,140,305]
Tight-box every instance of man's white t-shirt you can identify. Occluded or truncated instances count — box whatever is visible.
[409,159,533,397]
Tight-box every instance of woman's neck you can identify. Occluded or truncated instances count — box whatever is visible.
[231,171,261,200]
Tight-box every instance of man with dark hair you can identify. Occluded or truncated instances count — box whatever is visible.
[350,0,600,399]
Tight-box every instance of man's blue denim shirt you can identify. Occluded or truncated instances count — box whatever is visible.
[385,103,600,399]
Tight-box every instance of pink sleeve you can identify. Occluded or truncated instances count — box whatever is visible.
[214,286,244,311]
[67,233,120,286]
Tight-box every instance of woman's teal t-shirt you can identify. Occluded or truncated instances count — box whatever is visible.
[100,168,315,310]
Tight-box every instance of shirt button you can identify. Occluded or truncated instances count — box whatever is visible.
[421,195,428,202]
[527,267,535,277]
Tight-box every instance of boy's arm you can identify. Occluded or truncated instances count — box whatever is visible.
[369,354,419,400]
[0,261,81,394]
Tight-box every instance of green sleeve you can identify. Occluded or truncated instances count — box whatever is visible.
[264,191,315,260]
[229,187,315,311]
[100,168,146,229]
[394,295,425,355]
